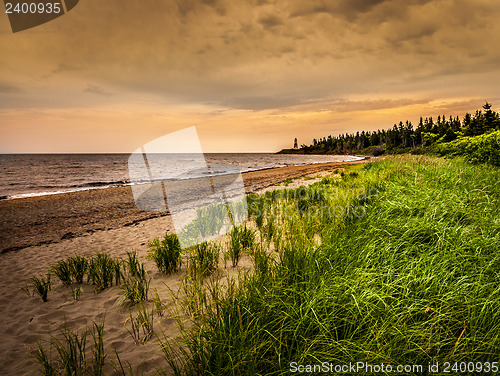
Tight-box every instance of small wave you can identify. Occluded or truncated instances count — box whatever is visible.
[348,156,366,161]
[36,180,130,190]
[83,180,129,188]
[5,183,133,201]
[1,155,366,201]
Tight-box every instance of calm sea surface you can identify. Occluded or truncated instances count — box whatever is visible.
[0,153,363,200]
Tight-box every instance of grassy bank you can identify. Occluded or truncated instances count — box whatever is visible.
[433,130,500,166]
[166,155,500,375]
[280,130,500,167]
[29,155,499,375]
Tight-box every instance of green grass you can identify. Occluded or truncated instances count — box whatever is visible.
[31,254,125,301]
[125,251,146,280]
[180,273,207,318]
[51,260,72,285]
[178,202,233,246]
[127,304,154,344]
[239,225,256,251]
[433,129,500,165]
[121,276,150,305]
[225,224,255,267]
[227,227,243,267]
[87,253,122,293]
[69,285,83,301]
[121,250,150,305]
[147,234,182,274]
[31,274,51,302]
[33,317,106,375]
[163,155,500,375]
[152,289,167,317]
[189,241,219,276]
[33,316,148,375]
[69,256,88,284]
[52,256,89,286]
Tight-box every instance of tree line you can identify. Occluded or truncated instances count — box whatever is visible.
[295,103,500,155]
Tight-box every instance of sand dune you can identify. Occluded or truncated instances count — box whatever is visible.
[0,161,366,375]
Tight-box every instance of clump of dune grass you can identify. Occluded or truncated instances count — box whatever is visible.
[87,253,121,293]
[33,316,106,375]
[251,244,273,279]
[90,319,106,374]
[147,233,182,274]
[33,314,146,375]
[31,253,128,303]
[121,252,150,305]
[33,341,53,375]
[52,256,88,285]
[49,256,89,286]
[68,255,88,284]
[51,259,72,285]
[227,227,242,267]
[239,224,256,251]
[248,194,265,230]
[113,258,122,286]
[121,276,150,305]
[189,241,219,276]
[162,155,500,375]
[262,214,275,245]
[152,289,166,317]
[31,274,51,302]
[127,304,154,344]
[69,285,83,301]
[180,273,207,317]
[125,251,146,280]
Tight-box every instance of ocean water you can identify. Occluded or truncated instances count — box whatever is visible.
[0,153,363,200]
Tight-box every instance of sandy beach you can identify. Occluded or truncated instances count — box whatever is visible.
[0,160,366,375]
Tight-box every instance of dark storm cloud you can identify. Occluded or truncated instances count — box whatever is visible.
[83,85,113,97]
[222,94,312,110]
[258,14,284,29]
[0,82,21,93]
[40,63,81,80]
[329,98,431,112]
[53,63,80,74]
[290,0,438,19]
[387,24,437,44]
[1,0,500,113]
[176,0,227,17]
[175,0,198,17]
[220,96,429,112]
[290,0,388,20]
[1,0,500,154]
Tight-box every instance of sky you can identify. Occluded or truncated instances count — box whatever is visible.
[1,0,500,153]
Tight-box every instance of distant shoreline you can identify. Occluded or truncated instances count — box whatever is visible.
[0,159,369,254]
[0,155,365,201]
